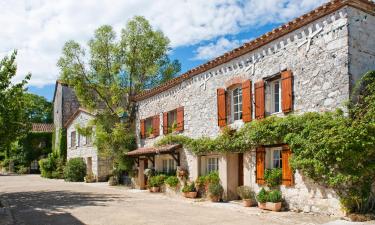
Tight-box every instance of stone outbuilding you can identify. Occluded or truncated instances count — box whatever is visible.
[127,0,375,216]
[65,108,111,181]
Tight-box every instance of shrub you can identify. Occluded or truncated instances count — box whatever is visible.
[64,158,86,182]
[149,175,166,187]
[264,168,282,188]
[39,153,58,178]
[165,176,179,188]
[268,190,282,203]
[182,182,196,193]
[206,171,220,184]
[256,188,268,203]
[17,165,29,174]
[237,186,255,200]
[208,182,223,197]
[195,175,207,187]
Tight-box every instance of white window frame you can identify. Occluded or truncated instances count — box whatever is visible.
[270,79,281,114]
[206,157,219,174]
[267,147,282,169]
[162,158,176,173]
[231,87,242,122]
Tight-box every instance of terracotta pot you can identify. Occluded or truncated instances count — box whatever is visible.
[187,192,197,198]
[210,195,220,202]
[266,202,282,212]
[150,187,160,193]
[258,202,267,210]
[243,199,255,207]
[183,192,189,198]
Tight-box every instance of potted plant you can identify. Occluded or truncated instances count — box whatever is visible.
[148,175,165,192]
[256,188,268,209]
[165,176,179,190]
[208,182,223,202]
[264,168,282,188]
[182,182,197,198]
[266,190,282,211]
[236,186,256,207]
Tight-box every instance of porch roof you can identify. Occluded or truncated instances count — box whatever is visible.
[126,144,182,157]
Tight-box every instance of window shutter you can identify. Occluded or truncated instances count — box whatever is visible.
[242,80,252,123]
[217,88,227,127]
[282,145,293,186]
[176,107,184,132]
[254,80,265,119]
[140,119,145,139]
[281,70,293,113]
[153,115,160,137]
[163,112,168,135]
[256,146,265,185]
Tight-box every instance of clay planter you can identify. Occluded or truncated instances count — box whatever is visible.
[266,202,282,212]
[183,192,197,198]
[210,195,220,202]
[243,199,255,207]
[149,187,160,193]
[258,202,267,210]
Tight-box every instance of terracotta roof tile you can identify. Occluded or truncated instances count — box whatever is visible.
[133,0,375,102]
[126,144,182,156]
[31,123,54,133]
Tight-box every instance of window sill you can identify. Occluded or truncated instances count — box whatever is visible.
[228,120,244,130]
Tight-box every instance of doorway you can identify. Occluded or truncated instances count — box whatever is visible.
[238,153,244,186]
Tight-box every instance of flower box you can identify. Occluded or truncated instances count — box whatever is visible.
[258,202,282,211]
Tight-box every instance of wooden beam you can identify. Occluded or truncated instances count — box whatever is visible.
[169,152,180,166]
[135,158,140,167]
[147,155,155,167]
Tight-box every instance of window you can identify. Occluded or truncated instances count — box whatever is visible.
[145,117,153,137]
[85,134,92,145]
[266,147,282,169]
[231,87,243,122]
[270,79,281,114]
[162,159,176,173]
[78,134,82,147]
[167,110,177,132]
[206,157,219,174]
[71,131,76,148]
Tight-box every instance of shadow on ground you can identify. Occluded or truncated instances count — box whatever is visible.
[1,190,124,225]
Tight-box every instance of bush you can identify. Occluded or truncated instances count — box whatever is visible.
[268,190,282,203]
[206,171,220,184]
[195,175,207,187]
[256,188,268,203]
[17,165,29,174]
[182,182,196,193]
[64,158,86,182]
[165,176,179,188]
[264,168,282,188]
[39,153,58,178]
[149,175,166,187]
[208,182,223,197]
[236,186,255,200]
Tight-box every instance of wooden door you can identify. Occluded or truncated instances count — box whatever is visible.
[238,153,244,186]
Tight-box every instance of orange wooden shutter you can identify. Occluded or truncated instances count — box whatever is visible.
[140,119,145,139]
[217,88,227,127]
[242,80,252,122]
[163,112,168,135]
[176,107,184,132]
[256,146,265,185]
[281,70,293,113]
[282,146,293,186]
[254,80,265,119]
[153,115,160,137]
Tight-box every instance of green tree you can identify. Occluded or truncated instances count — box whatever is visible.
[0,51,31,157]
[24,93,52,123]
[57,16,180,171]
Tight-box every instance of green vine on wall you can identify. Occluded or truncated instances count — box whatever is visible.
[156,71,375,214]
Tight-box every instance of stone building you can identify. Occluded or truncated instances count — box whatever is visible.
[65,108,111,181]
[52,80,80,155]
[127,0,375,215]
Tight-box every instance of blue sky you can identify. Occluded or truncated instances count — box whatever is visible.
[1,0,327,102]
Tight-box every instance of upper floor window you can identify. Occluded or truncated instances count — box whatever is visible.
[231,87,243,122]
[85,134,92,145]
[167,109,177,133]
[270,79,281,114]
[145,117,153,137]
[70,131,76,148]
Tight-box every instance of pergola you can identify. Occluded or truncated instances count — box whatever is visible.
[126,144,182,167]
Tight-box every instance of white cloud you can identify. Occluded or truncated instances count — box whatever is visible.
[0,0,328,87]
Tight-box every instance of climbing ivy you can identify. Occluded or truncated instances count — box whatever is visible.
[156,71,375,213]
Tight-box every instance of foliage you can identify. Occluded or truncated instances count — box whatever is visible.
[195,176,207,188]
[0,51,31,156]
[149,174,166,187]
[17,165,29,174]
[256,188,268,203]
[264,168,282,188]
[144,168,155,177]
[53,128,67,161]
[182,182,196,193]
[39,153,61,178]
[23,93,52,123]
[64,158,87,182]
[164,176,179,188]
[206,171,220,184]
[75,124,93,137]
[236,186,255,200]
[268,190,282,203]
[208,182,223,197]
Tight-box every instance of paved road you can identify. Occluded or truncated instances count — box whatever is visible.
[0,175,341,225]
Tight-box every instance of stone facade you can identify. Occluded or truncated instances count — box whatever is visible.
[66,110,111,181]
[134,3,375,216]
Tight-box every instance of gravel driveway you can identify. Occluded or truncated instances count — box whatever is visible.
[0,175,347,225]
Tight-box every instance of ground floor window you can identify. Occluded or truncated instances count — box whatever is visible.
[162,158,176,174]
[206,157,219,174]
[266,147,282,169]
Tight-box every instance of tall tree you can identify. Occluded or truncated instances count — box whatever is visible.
[57,16,180,171]
[24,93,53,123]
[0,51,31,157]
